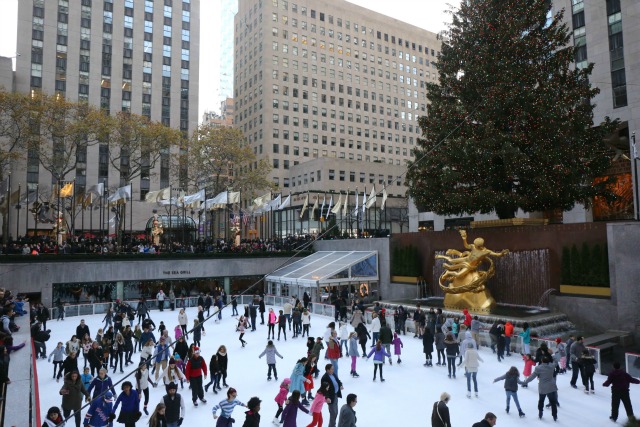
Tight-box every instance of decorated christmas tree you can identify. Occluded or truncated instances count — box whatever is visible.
[406,0,618,219]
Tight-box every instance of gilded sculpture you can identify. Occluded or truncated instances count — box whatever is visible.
[151,214,163,246]
[436,230,509,312]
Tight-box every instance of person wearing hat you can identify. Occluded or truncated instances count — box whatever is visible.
[185,346,208,406]
[113,381,141,427]
[42,406,64,427]
[84,391,115,427]
[162,382,186,427]
[159,357,185,388]
[241,397,261,427]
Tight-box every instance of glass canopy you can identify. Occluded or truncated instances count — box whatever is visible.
[266,251,378,287]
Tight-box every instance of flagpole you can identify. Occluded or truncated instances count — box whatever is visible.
[71,178,76,236]
[24,186,29,237]
[15,184,21,238]
[89,193,93,240]
[34,184,39,237]
[56,179,61,243]
[129,183,133,237]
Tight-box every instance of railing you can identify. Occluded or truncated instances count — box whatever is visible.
[31,340,42,427]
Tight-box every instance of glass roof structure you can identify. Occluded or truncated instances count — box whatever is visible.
[266,251,378,287]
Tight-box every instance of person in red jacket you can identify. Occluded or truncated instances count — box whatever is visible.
[185,346,208,406]
[504,321,514,356]
[462,308,472,329]
[602,361,640,422]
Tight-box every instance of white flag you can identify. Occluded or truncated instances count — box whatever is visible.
[342,189,349,216]
[183,189,205,206]
[319,195,326,219]
[361,189,366,214]
[310,196,319,219]
[366,185,377,209]
[299,194,309,218]
[228,191,240,204]
[278,194,291,210]
[331,194,343,215]
[107,184,132,204]
[326,195,333,218]
[353,188,359,215]
[381,186,388,210]
[253,192,271,207]
[87,183,104,197]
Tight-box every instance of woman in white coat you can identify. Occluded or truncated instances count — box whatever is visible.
[178,309,188,338]
[463,341,484,398]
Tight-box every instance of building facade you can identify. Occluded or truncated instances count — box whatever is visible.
[4,0,200,238]
[410,0,640,231]
[233,0,440,234]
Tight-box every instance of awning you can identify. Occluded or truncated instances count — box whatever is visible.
[266,251,378,287]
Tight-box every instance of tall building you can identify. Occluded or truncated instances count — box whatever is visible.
[218,0,238,108]
[7,0,200,237]
[234,0,440,234]
[410,0,640,231]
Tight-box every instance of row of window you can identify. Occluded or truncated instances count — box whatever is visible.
[274,168,404,189]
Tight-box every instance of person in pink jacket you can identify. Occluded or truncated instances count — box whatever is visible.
[273,378,290,424]
[392,332,404,364]
[306,383,331,427]
[267,308,277,340]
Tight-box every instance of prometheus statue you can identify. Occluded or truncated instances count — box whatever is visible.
[436,230,509,312]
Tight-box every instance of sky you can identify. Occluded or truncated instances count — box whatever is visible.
[0,0,461,119]
[34,303,633,427]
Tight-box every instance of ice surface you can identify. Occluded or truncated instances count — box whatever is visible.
[37,307,635,426]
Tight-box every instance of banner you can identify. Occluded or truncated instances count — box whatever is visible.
[107,184,132,204]
[299,193,309,218]
[278,194,291,210]
[59,182,74,198]
[144,186,170,203]
[331,194,343,214]
[183,189,205,206]
[366,185,377,209]
[381,186,388,210]
[86,183,105,197]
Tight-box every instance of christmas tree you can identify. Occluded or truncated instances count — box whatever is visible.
[406,0,618,219]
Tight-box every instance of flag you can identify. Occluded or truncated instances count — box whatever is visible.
[326,195,333,218]
[0,189,20,213]
[0,179,9,205]
[366,185,377,209]
[319,195,326,219]
[183,189,205,206]
[253,192,271,207]
[331,194,343,215]
[267,194,281,209]
[82,192,94,209]
[299,193,309,219]
[59,182,74,198]
[278,194,291,210]
[361,188,366,214]
[381,186,388,210]
[19,190,37,207]
[310,195,318,219]
[343,189,349,216]
[86,183,105,197]
[242,210,249,226]
[107,184,132,204]
[353,188,359,215]
[228,191,240,204]
[144,186,170,203]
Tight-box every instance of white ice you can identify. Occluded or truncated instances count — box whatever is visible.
[36,306,636,427]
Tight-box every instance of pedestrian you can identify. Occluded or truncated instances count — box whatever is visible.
[519,322,531,355]
[435,328,446,366]
[326,331,341,378]
[154,338,171,382]
[320,363,343,427]
[83,390,114,427]
[290,357,310,402]
[494,366,526,417]
[148,402,167,427]
[162,382,185,427]
[242,397,262,427]
[336,393,356,427]
[174,325,182,342]
[471,412,497,427]
[392,332,403,364]
[488,321,499,354]
[259,340,284,381]
[193,319,204,348]
[259,298,266,325]
[354,323,369,357]
[48,341,66,379]
[569,335,586,389]
[347,332,360,378]
[87,367,117,400]
[554,337,567,373]
[292,307,302,338]
[273,378,291,424]
[523,356,559,421]
[339,322,349,356]
[81,366,93,391]
[444,333,459,379]
[169,289,176,311]
[366,340,390,382]
[178,309,188,338]
[212,387,247,427]
[267,308,277,339]
[277,310,288,341]
[57,351,79,382]
[280,390,310,427]
[496,322,506,362]
[306,383,331,427]
[423,327,434,367]
[301,309,311,338]
[470,316,481,346]
[249,302,258,331]
[521,353,535,384]
[602,361,640,422]
[112,333,126,374]
[113,381,141,427]
[504,321,514,356]
[59,370,91,427]
[185,346,208,406]
[463,341,484,397]
[136,361,156,416]
[369,313,380,346]
[216,345,230,388]
[303,356,318,402]
[580,349,597,393]
[42,406,64,427]
[231,295,239,316]
[156,289,166,311]
[430,392,451,427]
[378,321,393,364]
[237,316,248,347]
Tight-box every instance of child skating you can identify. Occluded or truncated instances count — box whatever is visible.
[392,332,403,364]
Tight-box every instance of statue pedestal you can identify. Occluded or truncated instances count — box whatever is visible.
[444,289,496,313]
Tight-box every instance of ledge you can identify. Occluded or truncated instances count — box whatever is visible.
[471,218,549,228]
[560,284,611,297]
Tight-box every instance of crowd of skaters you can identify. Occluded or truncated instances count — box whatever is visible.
[0,285,638,426]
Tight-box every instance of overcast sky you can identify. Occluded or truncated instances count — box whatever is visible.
[0,0,461,119]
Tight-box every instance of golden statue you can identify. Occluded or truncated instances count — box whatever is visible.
[436,230,509,312]
[52,210,67,246]
[151,214,163,246]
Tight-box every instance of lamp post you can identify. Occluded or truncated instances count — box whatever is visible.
[632,131,639,221]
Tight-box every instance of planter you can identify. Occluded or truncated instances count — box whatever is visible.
[471,218,549,228]
[391,275,419,284]
[560,284,611,297]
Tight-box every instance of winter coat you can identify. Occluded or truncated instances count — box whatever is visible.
[519,327,531,344]
[379,325,393,344]
[178,312,188,326]
[470,319,481,333]
[463,348,483,373]
[423,329,434,354]
[350,310,364,328]
[523,362,558,394]
[431,400,450,427]
[113,389,140,422]
[88,375,116,399]
[289,362,307,393]
[581,354,597,375]
[136,367,153,389]
[348,336,360,357]
[392,335,403,355]
[59,373,90,411]
[281,401,309,427]
[268,311,277,325]
[444,338,459,357]
[370,316,381,334]
[504,322,514,337]
[241,410,260,427]
[217,351,229,372]
[274,384,289,406]
[339,324,349,340]
[84,397,114,427]
[311,341,325,360]
[309,392,327,413]
[494,372,524,392]
[435,332,446,350]
[160,365,185,384]
[185,355,207,380]
[48,346,66,362]
[603,368,640,391]
[522,357,536,377]
[459,331,477,359]
[366,346,390,363]
[337,403,357,427]
[327,339,341,359]
[259,345,283,364]
[355,323,370,344]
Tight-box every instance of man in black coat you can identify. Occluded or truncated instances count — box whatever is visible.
[249,302,258,331]
[321,363,343,427]
[431,392,451,427]
[472,412,497,427]
[259,298,266,324]
[75,319,90,340]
